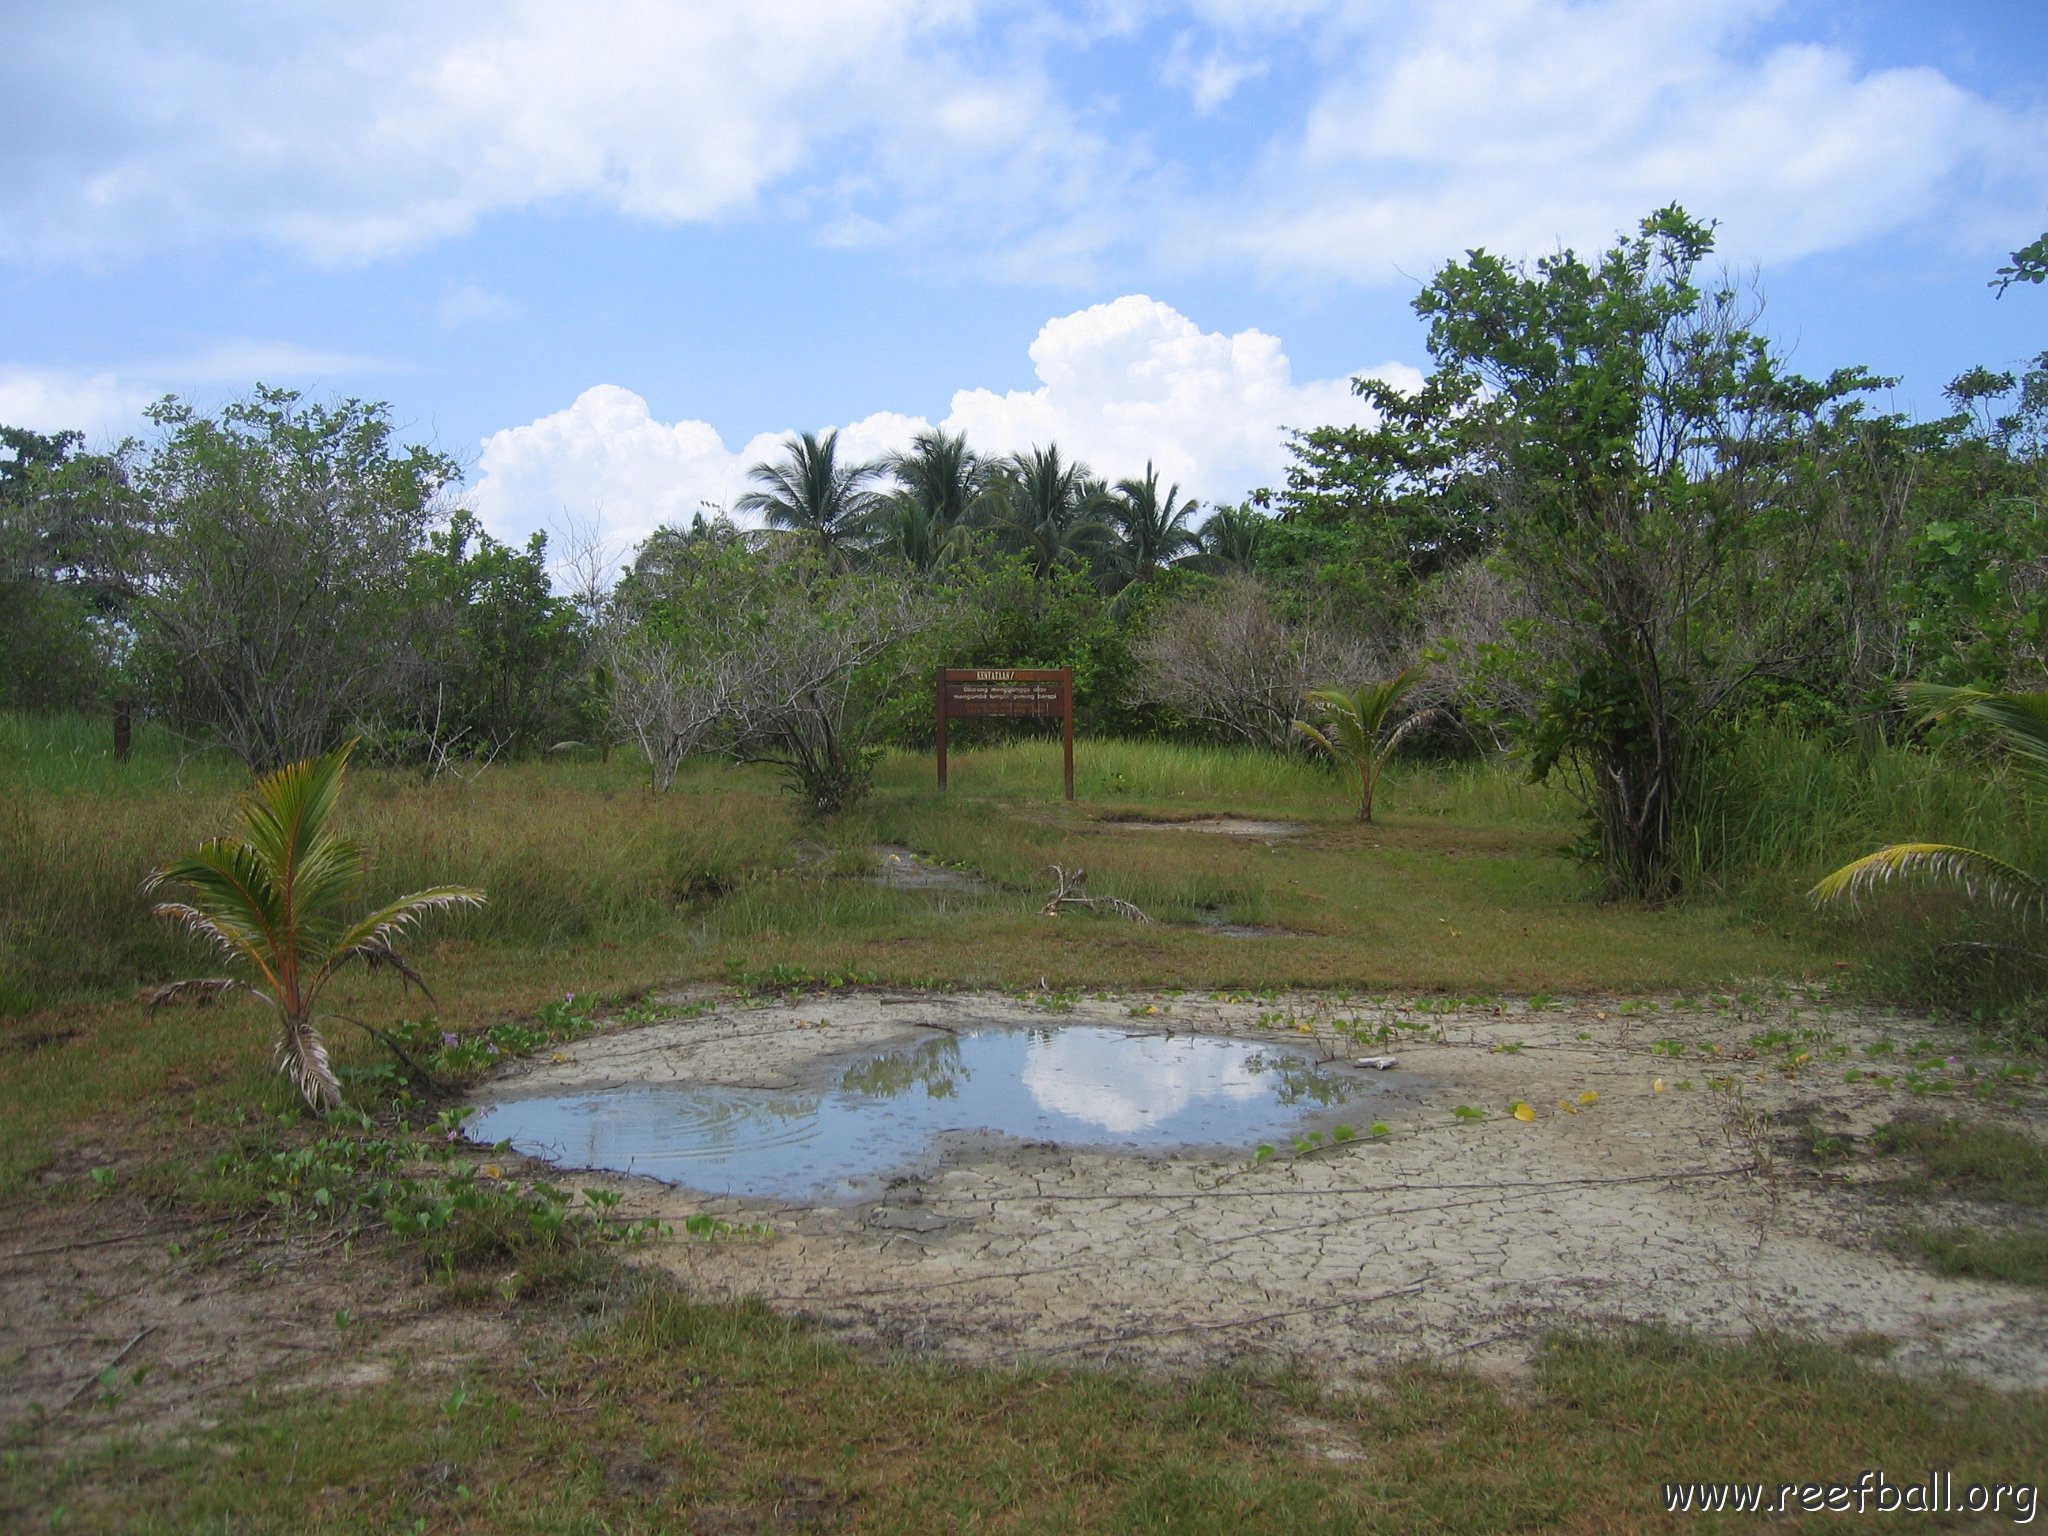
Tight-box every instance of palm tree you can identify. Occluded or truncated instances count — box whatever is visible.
[1194,503,1271,574]
[869,493,970,574]
[1108,462,1202,587]
[1293,669,1432,823]
[735,429,882,567]
[144,740,485,1111]
[883,428,985,533]
[1813,683,2048,913]
[873,428,985,573]
[993,444,1113,578]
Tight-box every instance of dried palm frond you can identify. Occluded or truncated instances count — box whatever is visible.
[146,977,256,1009]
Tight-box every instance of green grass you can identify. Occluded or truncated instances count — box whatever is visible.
[15,1288,2043,1534]
[1905,1228,2048,1287]
[1873,1114,2048,1206]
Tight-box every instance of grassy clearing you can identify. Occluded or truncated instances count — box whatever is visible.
[15,1282,2044,1535]
[5,718,2046,1532]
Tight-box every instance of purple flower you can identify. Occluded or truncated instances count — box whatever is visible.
[445,1129,460,1142]
[486,1043,500,1055]
[441,1032,458,1049]
[564,993,576,1005]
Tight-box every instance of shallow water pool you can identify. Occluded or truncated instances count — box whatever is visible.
[468,1026,1375,1202]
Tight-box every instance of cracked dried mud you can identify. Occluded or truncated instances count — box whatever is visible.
[473,990,2048,1387]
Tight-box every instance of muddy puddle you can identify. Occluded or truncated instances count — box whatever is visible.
[870,844,994,893]
[469,1026,1385,1202]
[467,992,2048,1386]
[1102,816,1305,838]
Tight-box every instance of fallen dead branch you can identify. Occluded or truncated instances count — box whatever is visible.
[1039,865,1153,923]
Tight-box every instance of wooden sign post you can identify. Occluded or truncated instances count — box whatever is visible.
[936,667,1074,800]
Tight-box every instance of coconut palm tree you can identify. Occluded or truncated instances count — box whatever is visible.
[993,444,1113,578]
[1293,669,1432,823]
[1194,503,1271,574]
[883,428,985,532]
[735,429,882,567]
[144,740,485,1111]
[873,428,986,573]
[1813,683,2048,913]
[1108,462,1202,587]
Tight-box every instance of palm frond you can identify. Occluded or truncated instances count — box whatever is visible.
[1811,842,2048,914]
[1903,683,2048,793]
[146,977,267,1010]
[276,1015,342,1113]
[317,885,487,992]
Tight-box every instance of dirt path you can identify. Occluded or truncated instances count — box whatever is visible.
[471,989,2048,1387]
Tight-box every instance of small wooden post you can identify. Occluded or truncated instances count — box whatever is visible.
[935,670,949,790]
[113,699,133,762]
[1062,676,1074,801]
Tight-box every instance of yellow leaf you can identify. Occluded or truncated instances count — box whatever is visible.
[1578,1089,1599,1105]
[1511,1101,1536,1122]
[1558,1100,1578,1115]
[482,1165,503,1180]
[1653,1077,1667,1094]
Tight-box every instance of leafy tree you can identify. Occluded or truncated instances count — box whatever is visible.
[1359,206,1875,895]
[1266,375,1498,623]
[735,429,882,568]
[1813,684,2048,915]
[0,426,145,712]
[1293,670,1431,822]
[1107,462,1201,587]
[132,387,459,769]
[145,739,484,1111]
[395,509,586,764]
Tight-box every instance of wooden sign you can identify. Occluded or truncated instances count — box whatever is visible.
[936,667,1074,799]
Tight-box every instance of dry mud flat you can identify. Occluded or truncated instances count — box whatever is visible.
[476,991,2048,1387]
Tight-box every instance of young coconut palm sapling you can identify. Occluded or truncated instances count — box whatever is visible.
[145,739,485,1112]
[1293,668,1434,824]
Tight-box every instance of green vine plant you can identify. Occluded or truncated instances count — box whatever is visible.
[144,738,486,1112]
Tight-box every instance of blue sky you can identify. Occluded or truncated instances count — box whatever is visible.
[3,0,2044,566]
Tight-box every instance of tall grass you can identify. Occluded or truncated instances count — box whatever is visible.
[1682,726,2048,1019]
[0,719,794,1013]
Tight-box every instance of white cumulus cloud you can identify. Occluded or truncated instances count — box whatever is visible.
[1207,0,2045,279]
[468,296,1418,560]
[942,294,1417,499]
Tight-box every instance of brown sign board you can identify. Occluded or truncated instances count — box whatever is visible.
[936,667,1074,798]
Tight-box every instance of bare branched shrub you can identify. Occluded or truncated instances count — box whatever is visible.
[1132,574,1379,753]
[1415,558,1554,746]
[604,624,732,791]
[721,574,935,813]
[606,541,935,810]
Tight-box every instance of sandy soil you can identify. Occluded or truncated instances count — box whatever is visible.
[0,1188,510,1459]
[469,990,2048,1388]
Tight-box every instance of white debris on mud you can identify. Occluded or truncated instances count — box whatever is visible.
[474,991,2048,1387]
